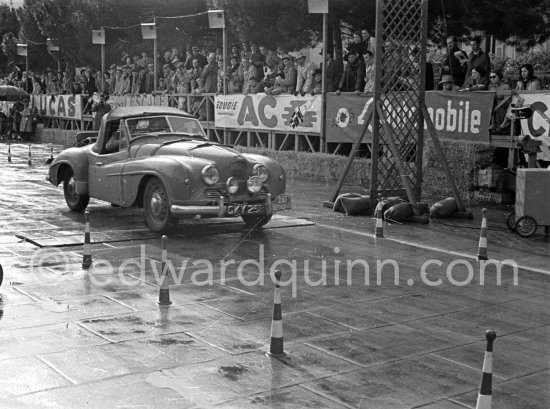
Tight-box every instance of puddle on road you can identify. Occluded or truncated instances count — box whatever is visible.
[218,364,248,381]
[147,337,195,346]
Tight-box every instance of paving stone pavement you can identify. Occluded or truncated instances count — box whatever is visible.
[0,142,548,409]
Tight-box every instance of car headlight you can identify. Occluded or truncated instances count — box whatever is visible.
[247,176,262,193]
[226,177,239,194]
[201,164,220,185]
[253,163,269,182]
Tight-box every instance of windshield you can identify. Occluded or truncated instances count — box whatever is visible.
[126,115,206,139]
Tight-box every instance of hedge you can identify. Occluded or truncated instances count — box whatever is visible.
[237,139,496,199]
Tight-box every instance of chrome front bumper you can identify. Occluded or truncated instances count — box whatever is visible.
[170,194,291,217]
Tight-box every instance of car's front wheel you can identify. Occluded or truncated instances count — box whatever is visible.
[143,178,178,233]
[63,168,90,211]
[242,214,273,229]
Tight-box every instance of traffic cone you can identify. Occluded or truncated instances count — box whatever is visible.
[267,270,284,357]
[158,235,172,306]
[7,142,12,163]
[477,208,488,260]
[45,146,54,164]
[475,330,497,409]
[374,201,384,238]
[27,144,32,167]
[81,211,92,269]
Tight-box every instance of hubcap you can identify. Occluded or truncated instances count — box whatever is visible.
[68,177,77,197]
[150,191,163,217]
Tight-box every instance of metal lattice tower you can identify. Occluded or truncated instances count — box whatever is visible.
[370,0,428,201]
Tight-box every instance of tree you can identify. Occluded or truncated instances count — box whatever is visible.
[456,0,550,48]
[0,4,20,72]
[15,0,210,71]
[10,0,550,74]
[217,0,319,51]
[1,32,19,73]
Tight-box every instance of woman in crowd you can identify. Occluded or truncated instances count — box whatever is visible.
[460,67,489,91]
[516,63,541,91]
[495,64,542,135]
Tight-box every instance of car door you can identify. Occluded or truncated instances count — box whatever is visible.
[88,120,129,204]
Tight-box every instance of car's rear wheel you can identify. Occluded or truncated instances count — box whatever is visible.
[143,178,178,233]
[63,168,90,211]
[0,263,3,288]
[242,214,273,229]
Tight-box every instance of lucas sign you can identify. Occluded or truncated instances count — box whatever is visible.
[31,94,82,119]
[215,94,322,133]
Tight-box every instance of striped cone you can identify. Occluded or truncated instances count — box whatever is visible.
[477,208,488,260]
[267,270,284,357]
[158,235,172,306]
[27,144,32,167]
[475,330,497,409]
[7,142,12,163]
[81,211,92,269]
[374,201,384,238]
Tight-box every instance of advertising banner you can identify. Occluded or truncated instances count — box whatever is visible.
[215,94,322,133]
[326,91,494,143]
[325,92,374,143]
[517,92,550,161]
[107,94,170,109]
[32,94,83,119]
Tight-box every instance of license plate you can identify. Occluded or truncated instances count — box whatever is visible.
[225,204,265,216]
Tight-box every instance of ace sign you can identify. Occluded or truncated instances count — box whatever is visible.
[215,94,322,133]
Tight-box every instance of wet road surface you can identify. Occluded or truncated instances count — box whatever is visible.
[0,142,548,408]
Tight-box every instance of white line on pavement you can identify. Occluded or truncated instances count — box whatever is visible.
[317,222,550,276]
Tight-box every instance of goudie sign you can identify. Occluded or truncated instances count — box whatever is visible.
[215,94,322,133]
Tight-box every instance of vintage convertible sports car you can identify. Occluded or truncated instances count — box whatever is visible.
[47,106,291,232]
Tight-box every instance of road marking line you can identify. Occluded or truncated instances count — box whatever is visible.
[317,223,550,276]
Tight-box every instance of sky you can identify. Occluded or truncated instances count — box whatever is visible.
[1,0,23,8]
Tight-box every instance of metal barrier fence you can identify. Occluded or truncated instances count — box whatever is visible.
[17,90,550,156]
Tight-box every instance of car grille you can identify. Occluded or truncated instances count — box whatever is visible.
[204,186,269,199]
[205,188,224,199]
[230,161,248,180]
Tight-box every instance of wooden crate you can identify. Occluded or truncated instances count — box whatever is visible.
[515,169,550,225]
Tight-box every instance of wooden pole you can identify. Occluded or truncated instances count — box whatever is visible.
[223,24,227,95]
[153,17,158,93]
[100,27,105,93]
[320,12,328,153]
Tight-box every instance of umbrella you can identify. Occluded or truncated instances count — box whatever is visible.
[0,85,30,102]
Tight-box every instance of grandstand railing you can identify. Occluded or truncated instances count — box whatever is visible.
[26,90,550,155]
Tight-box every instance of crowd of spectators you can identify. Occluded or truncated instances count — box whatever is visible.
[0,29,384,101]
[1,31,546,132]
[1,30,546,142]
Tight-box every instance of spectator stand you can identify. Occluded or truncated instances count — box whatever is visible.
[26,89,550,163]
